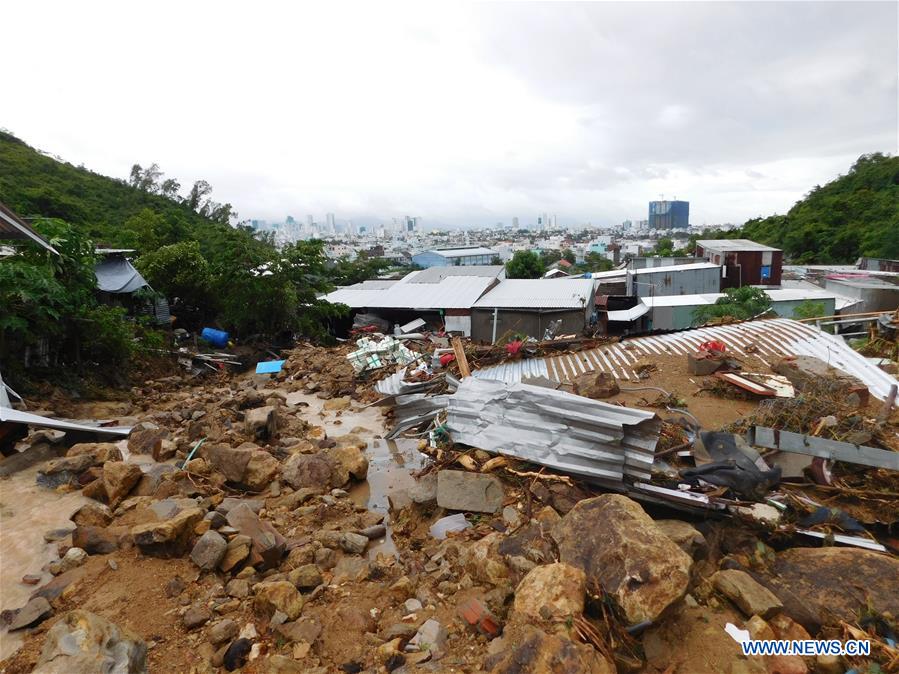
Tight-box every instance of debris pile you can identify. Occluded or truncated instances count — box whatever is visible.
[0,317,897,673]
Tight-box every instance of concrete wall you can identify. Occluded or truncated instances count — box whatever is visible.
[471,308,586,343]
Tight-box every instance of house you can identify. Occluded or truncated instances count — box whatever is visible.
[625,262,722,298]
[322,266,504,336]
[694,239,783,287]
[411,246,499,268]
[470,278,595,342]
[628,256,698,270]
[94,249,170,324]
[823,275,899,313]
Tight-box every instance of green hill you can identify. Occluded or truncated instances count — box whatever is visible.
[740,153,899,263]
[0,130,246,260]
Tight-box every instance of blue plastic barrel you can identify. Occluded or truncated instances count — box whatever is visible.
[200,327,229,348]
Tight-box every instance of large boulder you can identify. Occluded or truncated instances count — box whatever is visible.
[131,507,203,557]
[552,494,692,624]
[253,580,304,621]
[127,428,167,456]
[102,461,143,507]
[243,450,280,491]
[32,610,147,673]
[513,563,586,625]
[204,444,254,483]
[71,502,113,528]
[324,445,369,486]
[642,605,767,674]
[761,547,899,632]
[72,526,119,555]
[245,406,277,440]
[436,470,504,514]
[490,627,615,674]
[281,453,333,490]
[190,530,228,571]
[226,503,285,570]
[654,519,707,558]
[712,569,783,619]
[67,442,123,464]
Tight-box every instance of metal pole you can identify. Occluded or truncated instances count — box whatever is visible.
[492,308,498,344]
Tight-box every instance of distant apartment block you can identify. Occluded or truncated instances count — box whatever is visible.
[412,246,499,268]
[648,200,689,229]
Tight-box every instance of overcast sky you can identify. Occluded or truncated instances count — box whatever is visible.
[3,1,896,228]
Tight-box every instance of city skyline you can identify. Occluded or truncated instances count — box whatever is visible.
[2,2,895,228]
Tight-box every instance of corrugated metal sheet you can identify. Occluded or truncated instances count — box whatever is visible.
[0,201,59,254]
[473,278,595,309]
[324,275,496,310]
[473,318,899,400]
[446,377,661,484]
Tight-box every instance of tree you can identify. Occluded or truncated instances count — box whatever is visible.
[159,178,181,200]
[186,180,213,211]
[562,249,576,264]
[541,249,562,265]
[654,237,675,256]
[505,250,546,279]
[136,240,213,310]
[692,287,772,325]
[580,252,613,273]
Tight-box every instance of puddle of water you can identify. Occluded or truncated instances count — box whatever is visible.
[0,463,89,660]
[350,438,427,558]
[282,390,387,438]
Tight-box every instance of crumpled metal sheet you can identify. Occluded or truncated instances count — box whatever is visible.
[445,377,661,483]
[375,368,441,397]
[385,393,450,439]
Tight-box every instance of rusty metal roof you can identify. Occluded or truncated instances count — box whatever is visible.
[473,318,899,401]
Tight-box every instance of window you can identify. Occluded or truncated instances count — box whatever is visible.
[761,265,771,281]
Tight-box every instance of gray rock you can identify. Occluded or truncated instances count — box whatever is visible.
[204,510,228,529]
[358,524,387,540]
[408,473,438,505]
[7,597,53,631]
[216,497,263,516]
[408,619,448,660]
[72,526,119,555]
[33,610,147,673]
[226,579,250,598]
[208,618,239,645]
[49,547,87,575]
[184,604,212,630]
[339,532,369,555]
[436,470,503,514]
[288,564,323,591]
[191,531,228,571]
[712,569,783,619]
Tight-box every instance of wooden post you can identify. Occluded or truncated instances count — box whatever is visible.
[452,336,471,378]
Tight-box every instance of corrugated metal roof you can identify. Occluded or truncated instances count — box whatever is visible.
[473,318,899,400]
[410,266,504,283]
[629,262,720,275]
[473,278,595,309]
[696,239,780,252]
[323,275,495,310]
[0,201,59,254]
[427,246,498,258]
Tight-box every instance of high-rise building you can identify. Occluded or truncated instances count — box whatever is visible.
[306,214,314,227]
[512,216,519,229]
[648,200,689,229]
[326,213,336,232]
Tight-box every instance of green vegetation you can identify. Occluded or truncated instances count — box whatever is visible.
[692,286,772,325]
[0,131,395,382]
[0,219,142,379]
[791,300,827,321]
[739,153,899,263]
[505,250,546,278]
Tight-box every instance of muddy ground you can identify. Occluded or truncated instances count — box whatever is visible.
[1,343,897,674]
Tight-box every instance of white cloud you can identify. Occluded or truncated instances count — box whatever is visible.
[1,1,895,227]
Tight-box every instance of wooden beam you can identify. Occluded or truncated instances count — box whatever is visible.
[452,336,471,378]
[749,426,899,471]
